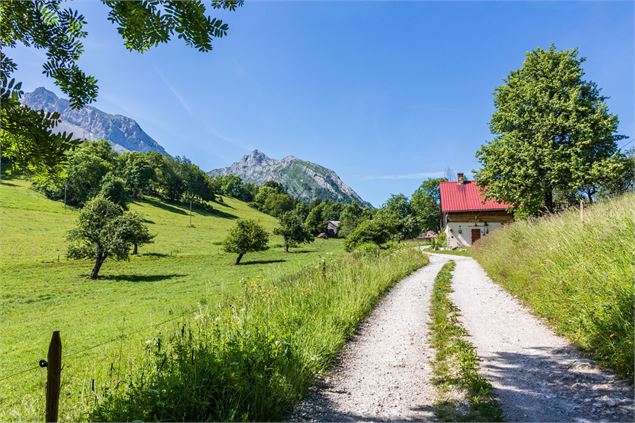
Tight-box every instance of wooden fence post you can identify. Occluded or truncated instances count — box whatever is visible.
[45,331,62,422]
[580,200,584,223]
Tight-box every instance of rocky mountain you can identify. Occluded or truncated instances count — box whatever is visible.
[209,150,371,207]
[21,87,167,154]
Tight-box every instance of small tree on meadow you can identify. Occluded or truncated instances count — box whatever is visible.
[67,196,152,279]
[222,219,269,264]
[119,212,155,255]
[273,211,314,252]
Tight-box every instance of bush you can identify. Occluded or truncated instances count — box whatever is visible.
[344,219,391,251]
[89,249,429,421]
[352,242,381,257]
[472,194,634,378]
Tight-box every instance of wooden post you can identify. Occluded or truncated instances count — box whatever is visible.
[189,198,192,227]
[45,331,62,423]
[580,199,584,223]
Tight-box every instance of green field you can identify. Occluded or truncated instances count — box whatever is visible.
[0,179,345,420]
[472,193,635,379]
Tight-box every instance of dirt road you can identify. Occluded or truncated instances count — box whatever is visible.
[293,252,634,422]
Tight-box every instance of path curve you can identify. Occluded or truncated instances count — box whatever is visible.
[291,255,449,421]
[429,253,634,422]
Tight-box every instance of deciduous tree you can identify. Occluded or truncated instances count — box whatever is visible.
[273,211,314,252]
[475,45,628,216]
[222,219,269,265]
[67,196,152,279]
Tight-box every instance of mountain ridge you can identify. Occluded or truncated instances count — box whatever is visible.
[21,87,167,155]
[209,150,371,207]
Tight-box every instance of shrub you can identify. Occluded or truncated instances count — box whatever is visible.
[344,219,391,251]
[472,194,635,378]
[352,242,381,257]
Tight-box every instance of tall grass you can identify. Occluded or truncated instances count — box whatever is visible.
[472,194,634,379]
[89,249,429,421]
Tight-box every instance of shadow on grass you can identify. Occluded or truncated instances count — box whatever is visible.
[240,259,286,266]
[141,198,188,215]
[0,180,18,186]
[101,273,186,282]
[140,252,170,258]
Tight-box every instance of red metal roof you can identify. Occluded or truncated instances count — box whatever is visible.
[440,181,511,213]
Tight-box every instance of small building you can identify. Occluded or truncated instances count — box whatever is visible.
[417,230,438,240]
[326,220,340,237]
[440,173,513,248]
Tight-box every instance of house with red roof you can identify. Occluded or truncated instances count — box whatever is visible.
[440,173,513,248]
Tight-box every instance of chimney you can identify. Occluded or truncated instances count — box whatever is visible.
[457,172,465,185]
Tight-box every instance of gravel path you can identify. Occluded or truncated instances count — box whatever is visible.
[291,255,448,421]
[433,253,635,422]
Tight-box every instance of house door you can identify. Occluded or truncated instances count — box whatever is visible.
[471,228,481,244]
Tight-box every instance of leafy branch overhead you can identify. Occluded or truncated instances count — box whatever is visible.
[1,0,243,109]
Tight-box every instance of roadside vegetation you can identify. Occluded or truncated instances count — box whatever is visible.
[87,249,428,421]
[472,194,635,379]
[429,261,503,422]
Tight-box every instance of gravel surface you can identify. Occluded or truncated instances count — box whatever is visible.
[435,253,635,422]
[291,255,448,421]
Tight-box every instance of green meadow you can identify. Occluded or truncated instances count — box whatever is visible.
[0,179,345,420]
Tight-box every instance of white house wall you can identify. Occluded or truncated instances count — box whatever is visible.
[445,221,503,248]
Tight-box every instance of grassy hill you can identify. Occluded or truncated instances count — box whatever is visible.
[472,194,634,379]
[0,179,345,420]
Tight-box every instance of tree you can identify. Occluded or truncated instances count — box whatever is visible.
[344,219,391,252]
[119,212,155,255]
[475,45,628,216]
[66,196,151,279]
[222,219,269,264]
[62,141,114,206]
[117,152,155,197]
[411,178,446,231]
[100,172,129,208]
[263,193,294,217]
[273,211,314,252]
[375,194,422,241]
[304,202,327,235]
[339,202,371,238]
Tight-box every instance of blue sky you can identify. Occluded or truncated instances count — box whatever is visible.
[10,1,634,206]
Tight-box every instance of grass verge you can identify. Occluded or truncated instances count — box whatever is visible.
[472,194,634,379]
[86,249,429,421]
[429,261,503,422]
[426,248,471,257]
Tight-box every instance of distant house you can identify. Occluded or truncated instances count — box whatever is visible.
[327,220,340,237]
[440,173,513,248]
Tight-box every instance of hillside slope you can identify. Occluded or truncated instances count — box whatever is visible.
[0,179,344,420]
[21,87,167,154]
[472,194,635,378]
[209,150,371,207]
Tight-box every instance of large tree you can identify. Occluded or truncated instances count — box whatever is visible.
[475,45,628,216]
[1,0,243,173]
[67,196,152,279]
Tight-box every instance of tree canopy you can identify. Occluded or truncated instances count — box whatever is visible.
[475,45,629,216]
[411,178,446,231]
[222,219,269,264]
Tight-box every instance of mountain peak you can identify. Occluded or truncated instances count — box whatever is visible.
[21,87,167,155]
[209,152,371,207]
